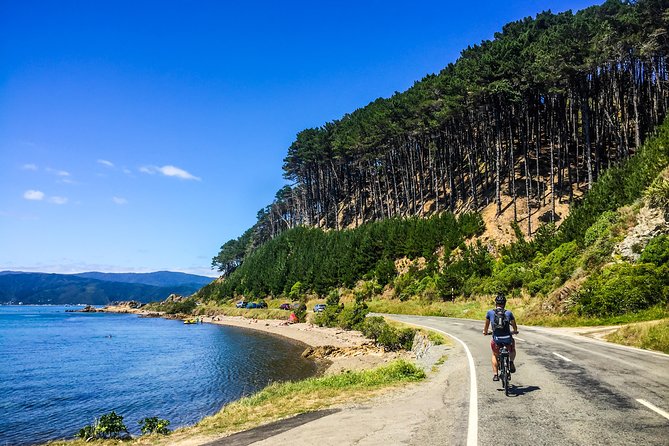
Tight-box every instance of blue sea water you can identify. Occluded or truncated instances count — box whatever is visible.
[0,306,317,446]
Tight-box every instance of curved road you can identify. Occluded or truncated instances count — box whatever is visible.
[210,315,669,445]
[387,314,669,446]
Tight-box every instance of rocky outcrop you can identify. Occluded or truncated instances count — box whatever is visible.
[614,205,669,261]
[302,343,386,360]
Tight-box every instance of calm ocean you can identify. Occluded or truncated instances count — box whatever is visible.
[0,306,317,446]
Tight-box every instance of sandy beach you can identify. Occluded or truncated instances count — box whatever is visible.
[103,305,408,374]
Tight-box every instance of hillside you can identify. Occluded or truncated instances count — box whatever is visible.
[0,271,213,305]
[195,1,669,354]
[73,271,212,288]
[213,0,669,276]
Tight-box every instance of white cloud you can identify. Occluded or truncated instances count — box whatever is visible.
[140,165,201,181]
[49,196,68,205]
[98,159,114,168]
[24,190,45,201]
[22,164,38,171]
[46,168,71,177]
[112,196,128,205]
[122,168,132,175]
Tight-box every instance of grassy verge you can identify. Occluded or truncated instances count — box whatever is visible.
[46,360,425,446]
[367,297,489,320]
[605,319,669,354]
[521,305,669,327]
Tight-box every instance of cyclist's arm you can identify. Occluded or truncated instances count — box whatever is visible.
[483,318,490,335]
[511,319,518,334]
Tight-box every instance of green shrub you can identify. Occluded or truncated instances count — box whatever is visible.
[163,299,197,315]
[337,298,369,330]
[584,211,618,247]
[645,171,669,209]
[639,234,669,266]
[293,303,307,322]
[77,424,96,441]
[359,316,386,342]
[77,411,129,440]
[374,258,397,287]
[139,417,171,435]
[577,263,667,316]
[527,241,580,294]
[289,281,304,302]
[359,316,416,351]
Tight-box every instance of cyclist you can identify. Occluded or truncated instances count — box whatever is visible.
[483,293,518,381]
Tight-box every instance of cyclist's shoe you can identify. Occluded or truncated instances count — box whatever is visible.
[510,361,516,373]
[492,374,499,381]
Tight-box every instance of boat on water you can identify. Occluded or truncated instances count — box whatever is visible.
[183,318,199,324]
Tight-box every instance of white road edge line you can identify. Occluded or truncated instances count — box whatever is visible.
[514,337,526,342]
[636,399,669,420]
[553,352,572,362]
[415,325,477,446]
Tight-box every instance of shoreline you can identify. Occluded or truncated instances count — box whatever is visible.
[102,305,406,375]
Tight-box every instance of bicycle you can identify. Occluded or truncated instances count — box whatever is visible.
[497,343,511,396]
[484,332,516,396]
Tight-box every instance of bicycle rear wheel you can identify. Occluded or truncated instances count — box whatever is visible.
[502,357,510,395]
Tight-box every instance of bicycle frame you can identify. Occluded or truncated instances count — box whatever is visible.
[497,344,511,396]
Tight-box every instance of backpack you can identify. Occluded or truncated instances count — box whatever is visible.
[492,308,509,332]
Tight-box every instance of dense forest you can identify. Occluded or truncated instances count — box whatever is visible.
[205,0,669,319]
[213,0,669,276]
[268,0,668,236]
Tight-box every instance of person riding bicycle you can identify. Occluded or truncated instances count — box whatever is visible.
[483,293,518,381]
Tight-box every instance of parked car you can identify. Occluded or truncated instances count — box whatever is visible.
[245,302,259,309]
[235,300,246,308]
[279,303,291,310]
[313,304,327,313]
[256,300,268,309]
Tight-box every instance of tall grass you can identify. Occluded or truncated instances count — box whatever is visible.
[605,319,669,354]
[188,360,425,436]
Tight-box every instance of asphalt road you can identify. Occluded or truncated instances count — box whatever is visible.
[205,315,669,445]
[386,314,669,446]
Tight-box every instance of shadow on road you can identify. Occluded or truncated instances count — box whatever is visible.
[505,385,541,397]
[202,408,341,446]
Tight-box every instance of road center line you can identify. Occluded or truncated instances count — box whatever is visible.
[553,352,572,362]
[636,399,669,420]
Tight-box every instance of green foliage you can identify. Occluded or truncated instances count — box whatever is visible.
[639,234,669,265]
[288,281,304,302]
[202,212,482,301]
[577,263,668,317]
[645,171,669,209]
[313,291,342,327]
[138,417,171,435]
[78,411,129,440]
[559,119,669,244]
[161,299,197,315]
[374,258,397,287]
[337,294,369,330]
[584,211,618,247]
[359,316,417,351]
[293,302,307,323]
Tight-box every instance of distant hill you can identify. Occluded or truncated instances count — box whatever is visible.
[74,271,213,288]
[0,271,214,305]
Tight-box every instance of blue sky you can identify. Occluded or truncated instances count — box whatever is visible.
[0,0,599,277]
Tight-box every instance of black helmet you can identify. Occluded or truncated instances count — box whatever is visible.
[495,293,507,306]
